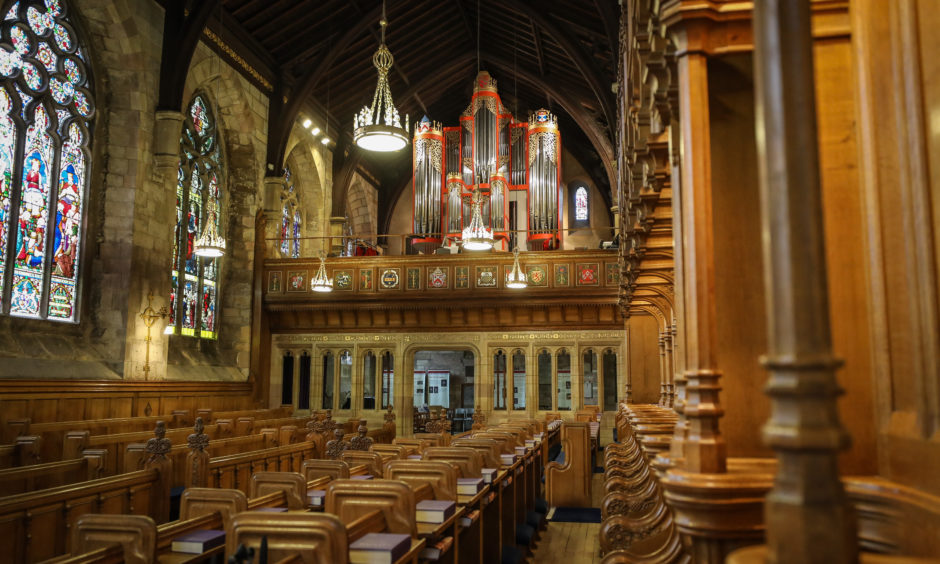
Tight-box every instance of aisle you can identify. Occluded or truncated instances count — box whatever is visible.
[529,474,605,564]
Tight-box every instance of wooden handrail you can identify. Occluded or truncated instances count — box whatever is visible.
[346,509,387,543]
[0,469,157,512]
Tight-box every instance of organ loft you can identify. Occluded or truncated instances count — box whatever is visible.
[0,1,936,563]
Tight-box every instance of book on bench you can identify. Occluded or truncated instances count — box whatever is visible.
[415,499,456,524]
[419,536,454,561]
[500,453,518,466]
[457,477,484,495]
[171,529,225,554]
[481,468,497,484]
[307,489,326,507]
[349,532,412,564]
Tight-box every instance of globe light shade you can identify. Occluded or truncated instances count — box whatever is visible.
[355,125,408,152]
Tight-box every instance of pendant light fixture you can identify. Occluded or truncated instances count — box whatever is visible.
[353,0,409,152]
[506,249,527,289]
[311,254,333,293]
[194,197,226,257]
[462,175,494,251]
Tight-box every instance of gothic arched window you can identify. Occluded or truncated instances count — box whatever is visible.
[0,0,95,321]
[169,94,223,339]
[280,164,301,258]
[575,186,588,221]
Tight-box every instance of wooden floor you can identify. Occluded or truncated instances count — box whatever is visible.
[529,474,605,564]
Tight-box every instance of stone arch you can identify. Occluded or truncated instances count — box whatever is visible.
[284,130,328,257]
[345,173,378,243]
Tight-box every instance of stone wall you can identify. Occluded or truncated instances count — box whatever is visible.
[0,0,334,383]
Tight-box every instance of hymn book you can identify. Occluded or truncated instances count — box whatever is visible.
[170,530,225,554]
[349,532,412,564]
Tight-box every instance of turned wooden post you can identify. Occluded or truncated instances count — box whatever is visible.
[664,330,675,407]
[471,404,486,430]
[670,33,726,473]
[658,331,667,406]
[349,419,373,451]
[144,421,172,524]
[382,404,396,440]
[752,0,857,561]
[185,417,209,488]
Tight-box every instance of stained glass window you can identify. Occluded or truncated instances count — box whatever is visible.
[575,186,588,221]
[169,94,223,339]
[0,0,94,321]
[280,165,301,258]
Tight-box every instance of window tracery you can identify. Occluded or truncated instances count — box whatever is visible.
[280,164,301,258]
[0,0,94,321]
[169,94,223,338]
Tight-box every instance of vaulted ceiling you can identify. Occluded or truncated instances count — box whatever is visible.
[190,0,619,231]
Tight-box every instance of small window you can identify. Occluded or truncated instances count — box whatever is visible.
[575,186,588,221]
[363,351,376,410]
[493,350,507,410]
[381,352,394,409]
[321,351,334,409]
[538,349,552,410]
[557,350,571,411]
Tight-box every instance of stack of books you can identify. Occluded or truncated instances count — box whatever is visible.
[515,446,527,457]
[349,533,412,564]
[500,453,518,466]
[456,477,484,496]
[352,475,374,480]
[171,530,225,554]
[415,499,456,524]
[481,468,498,484]
[252,507,287,513]
[307,489,326,507]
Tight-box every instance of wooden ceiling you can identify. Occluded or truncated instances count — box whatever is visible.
[202,0,618,224]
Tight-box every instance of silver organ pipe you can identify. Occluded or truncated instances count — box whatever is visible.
[527,109,560,246]
[490,174,507,230]
[411,72,563,252]
[412,117,443,237]
[446,173,462,234]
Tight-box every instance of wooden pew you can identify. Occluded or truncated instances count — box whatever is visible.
[545,422,592,507]
[0,449,108,496]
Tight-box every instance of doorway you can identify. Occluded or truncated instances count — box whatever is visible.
[412,350,475,432]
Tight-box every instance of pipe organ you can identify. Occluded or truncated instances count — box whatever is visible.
[411,71,563,252]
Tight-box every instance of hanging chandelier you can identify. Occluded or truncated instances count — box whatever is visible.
[506,249,527,289]
[194,199,226,258]
[353,1,409,152]
[462,186,494,251]
[311,254,333,293]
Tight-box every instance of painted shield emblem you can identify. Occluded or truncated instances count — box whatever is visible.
[429,267,447,288]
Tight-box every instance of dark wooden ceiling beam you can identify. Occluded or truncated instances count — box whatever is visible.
[452,0,475,45]
[501,0,614,139]
[268,2,386,170]
[157,0,219,111]
[592,0,619,56]
[530,18,545,77]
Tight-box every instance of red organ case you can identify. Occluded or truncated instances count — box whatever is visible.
[411,71,562,252]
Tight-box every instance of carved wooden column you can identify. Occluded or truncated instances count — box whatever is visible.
[665,15,726,474]
[664,328,674,407]
[144,422,172,524]
[750,0,856,561]
[658,331,667,406]
[623,321,633,403]
[185,417,209,488]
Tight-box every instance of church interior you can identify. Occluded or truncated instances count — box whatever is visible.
[0,0,937,562]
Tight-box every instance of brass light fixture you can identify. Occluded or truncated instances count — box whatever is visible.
[139,291,169,378]
[194,197,226,257]
[506,249,527,289]
[461,182,494,251]
[353,0,409,152]
[311,254,333,293]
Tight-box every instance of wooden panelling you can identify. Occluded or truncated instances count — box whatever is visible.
[0,381,255,426]
[628,315,661,405]
[708,53,771,461]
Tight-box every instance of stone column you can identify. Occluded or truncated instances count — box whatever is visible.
[262,175,286,259]
[329,216,346,256]
[752,0,856,561]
